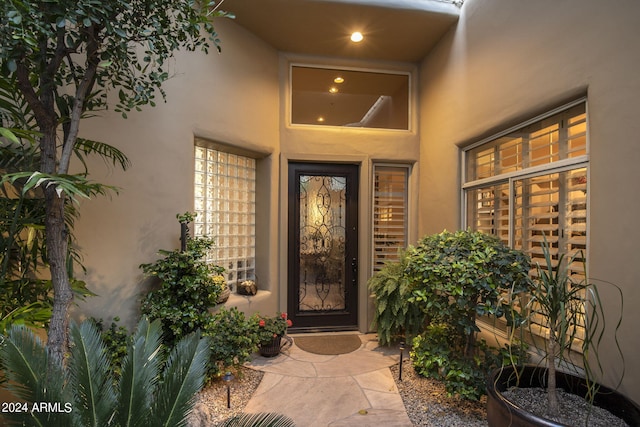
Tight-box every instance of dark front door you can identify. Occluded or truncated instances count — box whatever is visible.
[288,163,359,330]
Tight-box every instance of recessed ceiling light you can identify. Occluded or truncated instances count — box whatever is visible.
[317,116,325,122]
[350,32,363,43]
[329,87,339,94]
[334,76,344,84]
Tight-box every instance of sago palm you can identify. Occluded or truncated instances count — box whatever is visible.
[0,317,210,427]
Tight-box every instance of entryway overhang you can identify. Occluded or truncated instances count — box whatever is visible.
[222,0,461,63]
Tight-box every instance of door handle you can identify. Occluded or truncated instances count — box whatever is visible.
[351,258,357,286]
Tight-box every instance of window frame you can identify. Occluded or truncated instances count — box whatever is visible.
[460,99,589,343]
[193,139,257,289]
[371,163,411,273]
[289,63,413,131]
[461,98,589,241]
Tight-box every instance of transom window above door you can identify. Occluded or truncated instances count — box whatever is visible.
[291,65,410,130]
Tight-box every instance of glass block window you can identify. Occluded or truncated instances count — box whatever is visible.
[194,143,256,287]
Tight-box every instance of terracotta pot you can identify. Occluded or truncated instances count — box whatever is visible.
[487,365,640,427]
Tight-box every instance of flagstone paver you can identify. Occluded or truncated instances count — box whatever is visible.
[244,334,412,426]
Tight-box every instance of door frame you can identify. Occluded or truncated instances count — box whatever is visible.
[287,162,359,331]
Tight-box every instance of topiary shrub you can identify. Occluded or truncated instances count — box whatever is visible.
[405,229,531,399]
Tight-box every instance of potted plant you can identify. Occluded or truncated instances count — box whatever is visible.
[255,312,293,357]
[213,274,231,304]
[487,239,640,426]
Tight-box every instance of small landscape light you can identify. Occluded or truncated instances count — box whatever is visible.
[398,341,406,381]
[223,371,235,408]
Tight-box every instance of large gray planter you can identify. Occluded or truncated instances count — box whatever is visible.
[487,365,640,427]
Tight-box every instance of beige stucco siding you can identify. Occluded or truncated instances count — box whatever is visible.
[74,19,281,324]
[68,0,640,404]
[419,0,640,403]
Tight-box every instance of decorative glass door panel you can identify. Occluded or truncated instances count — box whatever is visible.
[288,163,358,330]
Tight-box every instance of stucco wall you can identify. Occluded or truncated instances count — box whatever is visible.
[419,0,640,403]
[74,18,281,327]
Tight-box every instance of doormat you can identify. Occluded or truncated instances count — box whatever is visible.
[293,334,362,355]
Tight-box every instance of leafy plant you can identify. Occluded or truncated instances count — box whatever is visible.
[140,214,225,347]
[368,254,425,345]
[411,323,526,400]
[0,0,231,368]
[508,238,625,417]
[204,307,259,378]
[91,316,131,380]
[406,230,530,349]
[402,229,531,398]
[1,117,96,334]
[0,317,210,427]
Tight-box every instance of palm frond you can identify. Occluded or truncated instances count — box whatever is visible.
[151,331,211,427]
[69,321,117,427]
[0,302,52,334]
[222,412,297,427]
[0,135,40,174]
[74,138,131,173]
[0,325,48,401]
[115,318,163,427]
[0,77,34,129]
[3,172,119,204]
[0,325,71,426]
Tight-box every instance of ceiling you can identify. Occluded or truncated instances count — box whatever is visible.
[221,0,461,63]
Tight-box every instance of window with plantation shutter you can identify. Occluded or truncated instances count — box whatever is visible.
[466,182,510,246]
[463,100,588,343]
[372,165,409,271]
[514,169,588,342]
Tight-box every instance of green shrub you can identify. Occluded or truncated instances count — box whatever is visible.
[91,316,131,380]
[369,230,533,399]
[140,214,224,347]
[205,307,259,378]
[411,323,527,400]
[372,229,531,399]
[406,230,530,356]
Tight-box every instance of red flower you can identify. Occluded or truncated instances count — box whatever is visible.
[286,319,293,327]
[281,312,287,319]
[259,319,266,327]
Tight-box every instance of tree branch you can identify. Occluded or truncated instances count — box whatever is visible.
[15,62,52,130]
[58,25,101,174]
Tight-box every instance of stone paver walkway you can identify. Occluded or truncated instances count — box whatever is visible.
[245,333,412,426]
